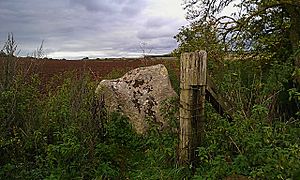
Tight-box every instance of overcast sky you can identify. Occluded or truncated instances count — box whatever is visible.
[0,0,188,59]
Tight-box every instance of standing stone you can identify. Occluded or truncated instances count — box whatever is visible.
[95,64,177,134]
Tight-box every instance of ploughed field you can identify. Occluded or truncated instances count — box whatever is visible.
[0,56,179,83]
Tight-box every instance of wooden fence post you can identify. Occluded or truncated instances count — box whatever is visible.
[179,51,207,165]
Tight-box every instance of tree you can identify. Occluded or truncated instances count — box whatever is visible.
[176,0,300,80]
[174,0,300,120]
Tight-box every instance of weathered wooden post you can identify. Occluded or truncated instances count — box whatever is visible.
[179,51,207,165]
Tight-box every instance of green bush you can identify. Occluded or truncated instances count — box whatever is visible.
[194,103,300,179]
[0,68,189,179]
[1,54,299,179]
[192,57,300,179]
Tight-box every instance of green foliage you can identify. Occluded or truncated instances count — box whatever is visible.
[174,22,226,63]
[0,68,189,179]
[194,103,300,179]
[1,60,300,179]
[191,53,299,179]
[209,57,296,120]
[1,46,300,179]
[180,0,300,57]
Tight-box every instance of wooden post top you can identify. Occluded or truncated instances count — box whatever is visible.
[180,51,207,89]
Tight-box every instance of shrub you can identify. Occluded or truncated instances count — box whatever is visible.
[194,103,300,179]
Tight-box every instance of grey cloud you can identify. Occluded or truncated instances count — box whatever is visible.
[137,28,174,40]
[0,0,184,58]
[137,17,182,40]
[71,0,115,12]
[70,0,147,17]
[145,17,170,28]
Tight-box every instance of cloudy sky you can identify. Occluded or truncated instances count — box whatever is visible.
[0,0,188,59]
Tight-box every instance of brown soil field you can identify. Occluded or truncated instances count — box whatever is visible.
[0,56,179,83]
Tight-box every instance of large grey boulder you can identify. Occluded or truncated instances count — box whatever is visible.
[95,64,177,134]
